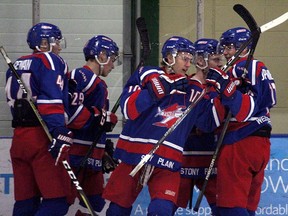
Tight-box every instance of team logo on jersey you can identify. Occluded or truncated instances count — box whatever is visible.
[153,103,186,128]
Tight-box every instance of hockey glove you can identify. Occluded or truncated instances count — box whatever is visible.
[206,68,236,100]
[90,107,118,132]
[146,74,188,100]
[49,127,73,166]
[102,139,119,173]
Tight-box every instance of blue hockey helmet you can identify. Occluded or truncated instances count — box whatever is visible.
[219,27,252,50]
[161,36,194,59]
[27,22,64,50]
[83,35,119,61]
[194,38,222,58]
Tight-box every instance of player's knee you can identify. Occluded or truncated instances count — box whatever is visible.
[37,197,70,216]
[218,207,249,216]
[13,196,40,216]
[148,198,176,216]
[106,202,132,216]
[79,194,105,212]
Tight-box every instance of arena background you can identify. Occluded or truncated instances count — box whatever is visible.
[0,1,287,215]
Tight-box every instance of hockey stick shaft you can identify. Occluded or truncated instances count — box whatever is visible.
[129,89,207,177]
[76,17,151,174]
[0,47,97,216]
[129,32,257,178]
[193,6,288,212]
[130,10,288,178]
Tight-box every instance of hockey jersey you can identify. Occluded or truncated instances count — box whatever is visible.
[219,58,277,144]
[5,51,69,132]
[181,80,218,178]
[67,65,109,171]
[114,66,226,172]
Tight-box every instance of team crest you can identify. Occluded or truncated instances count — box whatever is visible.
[153,103,186,128]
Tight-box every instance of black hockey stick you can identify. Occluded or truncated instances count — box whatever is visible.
[193,5,288,212]
[129,29,260,178]
[76,17,151,175]
[130,8,288,178]
[111,17,151,113]
[0,47,97,216]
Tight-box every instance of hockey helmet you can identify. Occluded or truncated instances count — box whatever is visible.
[161,36,194,59]
[219,27,252,50]
[27,22,65,50]
[83,35,119,62]
[194,38,223,59]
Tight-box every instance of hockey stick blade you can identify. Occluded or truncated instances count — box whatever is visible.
[260,12,288,33]
[110,17,151,113]
[234,4,288,34]
[136,17,151,61]
[233,4,259,33]
[233,4,260,69]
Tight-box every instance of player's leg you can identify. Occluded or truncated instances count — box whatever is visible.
[35,197,70,216]
[103,162,142,215]
[11,128,42,215]
[246,137,270,215]
[13,197,40,216]
[77,169,106,212]
[147,168,180,215]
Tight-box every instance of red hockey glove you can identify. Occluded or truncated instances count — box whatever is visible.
[146,74,188,100]
[206,68,236,99]
[49,127,73,166]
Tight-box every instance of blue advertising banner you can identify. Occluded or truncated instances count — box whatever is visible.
[1,137,288,215]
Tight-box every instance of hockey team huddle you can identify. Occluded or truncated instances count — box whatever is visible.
[5,21,276,216]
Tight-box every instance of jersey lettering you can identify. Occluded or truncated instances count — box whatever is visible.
[71,92,84,105]
[56,75,64,90]
[189,89,202,103]
[261,69,274,81]
[128,85,141,93]
[14,59,32,70]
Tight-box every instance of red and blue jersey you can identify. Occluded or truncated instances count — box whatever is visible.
[67,65,109,171]
[181,78,218,178]
[113,66,226,172]
[5,51,69,132]
[219,58,276,144]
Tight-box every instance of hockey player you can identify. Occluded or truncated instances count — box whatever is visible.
[206,27,277,216]
[102,36,228,215]
[175,38,223,215]
[5,23,73,215]
[67,35,119,215]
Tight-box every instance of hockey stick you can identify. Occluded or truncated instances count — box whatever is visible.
[193,5,288,212]
[130,9,288,178]
[111,17,151,113]
[76,17,151,175]
[128,31,259,177]
[0,47,97,216]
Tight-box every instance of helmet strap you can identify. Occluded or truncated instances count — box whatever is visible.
[239,49,250,58]
[162,52,176,68]
[196,55,208,70]
[95,54,110,76]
